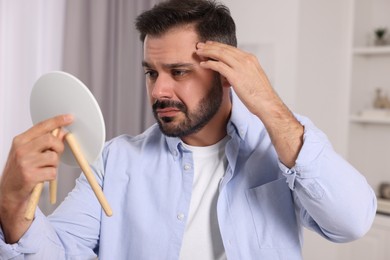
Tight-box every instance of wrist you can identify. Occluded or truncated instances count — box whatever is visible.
[0,194,32,244]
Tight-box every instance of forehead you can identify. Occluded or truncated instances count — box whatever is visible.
[143,25,200,64]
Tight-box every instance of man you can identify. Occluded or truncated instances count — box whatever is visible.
[0,0,376,259]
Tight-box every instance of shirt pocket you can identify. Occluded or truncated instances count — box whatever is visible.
[245,177,301,249]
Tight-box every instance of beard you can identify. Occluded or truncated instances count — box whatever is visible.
[152,75,223,138]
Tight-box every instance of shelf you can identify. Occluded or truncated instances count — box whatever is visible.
[350,115,390,124]
[353,46,390,56]
[377,198,390,215]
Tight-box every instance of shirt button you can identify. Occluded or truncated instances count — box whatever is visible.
[287,169,295,175]
[184,164,191,170]
[177,213,185,221]
[173,150,178,156]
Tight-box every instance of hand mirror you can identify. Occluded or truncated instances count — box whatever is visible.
[27,71,112,218]
[30,71,106,166]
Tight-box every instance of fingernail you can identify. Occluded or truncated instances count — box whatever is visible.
[197,42,205,48]
[63,114,74,123]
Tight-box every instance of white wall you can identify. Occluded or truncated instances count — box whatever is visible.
[295,0,351,157]
[223,0,300,110]
[223,0,351,156]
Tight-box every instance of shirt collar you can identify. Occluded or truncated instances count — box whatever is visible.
[165,136,182,159]
[227,88,249,141]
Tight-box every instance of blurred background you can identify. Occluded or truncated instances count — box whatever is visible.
[1,0,390,259]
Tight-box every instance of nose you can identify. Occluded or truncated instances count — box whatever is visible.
[151,73,174,100]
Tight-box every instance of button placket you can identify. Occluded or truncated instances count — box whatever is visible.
[177,213,185,221]
[183,164,191,171]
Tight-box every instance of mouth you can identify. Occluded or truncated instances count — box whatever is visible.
[156,107,181,118]
[153,100,186,120]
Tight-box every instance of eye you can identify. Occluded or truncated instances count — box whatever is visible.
[172,70,188,77]
[144,70,158,80]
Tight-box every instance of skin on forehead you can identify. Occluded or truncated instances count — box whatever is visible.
[143,24,205,67]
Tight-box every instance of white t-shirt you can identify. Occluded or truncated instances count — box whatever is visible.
[179,136,229,260]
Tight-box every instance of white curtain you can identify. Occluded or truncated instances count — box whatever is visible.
[0,0,66,171]
[1,0,159,214]
[62,0,158,140]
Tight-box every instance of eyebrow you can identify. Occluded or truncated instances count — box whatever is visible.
[142,61,195,69]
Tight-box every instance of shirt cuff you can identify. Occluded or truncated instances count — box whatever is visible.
[279,115,329,189]
[0,208,50,258]
[0,226,21,259]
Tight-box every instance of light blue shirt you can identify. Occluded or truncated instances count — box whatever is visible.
[0,91,377,259]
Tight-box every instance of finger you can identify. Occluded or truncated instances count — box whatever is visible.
[35,166,58,183]
[31,114,73,140]
[18,152,59,187]
[34,150,61,169]
[199,59,234,80]
[49,128,59,204]
[18,150,60,174]
[24,133,66,155]
[26,166,58,186]
[57,128,69,140]
[11,136,64,186]
[196,41,242,67]
[15,114,73,146]
[11,134,63,172]
[197,41,239,53]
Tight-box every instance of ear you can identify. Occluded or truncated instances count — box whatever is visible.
[220,75,231,88]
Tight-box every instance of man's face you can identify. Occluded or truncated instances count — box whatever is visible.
[143,26,223,137]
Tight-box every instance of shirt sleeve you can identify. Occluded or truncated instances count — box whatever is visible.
[0,209,79,260]
[279,115,377,243]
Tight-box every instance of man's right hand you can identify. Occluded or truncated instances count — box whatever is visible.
[0,114,73,243]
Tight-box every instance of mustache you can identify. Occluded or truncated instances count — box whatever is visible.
[152,100,186,112]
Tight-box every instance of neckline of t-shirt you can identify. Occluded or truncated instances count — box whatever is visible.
[181,135,230,156]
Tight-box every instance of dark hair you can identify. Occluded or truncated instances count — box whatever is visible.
[135,0,237,47]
